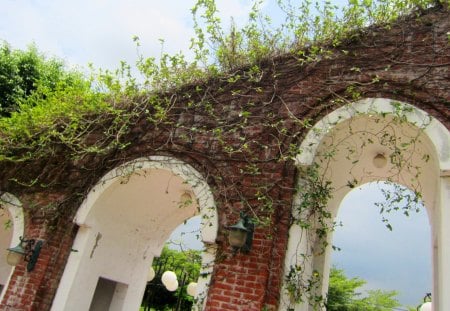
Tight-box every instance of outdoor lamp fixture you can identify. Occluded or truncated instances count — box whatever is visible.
[6,237,43,272]
[186,282,197,297]
[161,270,179,292]
[228,212,254,254]
[417,293,432,311]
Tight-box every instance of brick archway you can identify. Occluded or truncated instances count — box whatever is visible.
[51,156,218,311]
[281,98,450,310]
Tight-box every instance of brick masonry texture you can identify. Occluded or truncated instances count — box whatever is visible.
[0,7,448,311]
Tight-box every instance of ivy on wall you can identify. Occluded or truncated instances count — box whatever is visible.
[0,1,448,309]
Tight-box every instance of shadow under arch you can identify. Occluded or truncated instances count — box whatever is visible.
[0,193,24,301]
[51,156,218,311]
[280,98,450,311]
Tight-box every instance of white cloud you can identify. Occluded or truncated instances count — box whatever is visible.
[0,0,205,70]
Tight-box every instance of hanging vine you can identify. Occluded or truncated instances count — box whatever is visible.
[0,0,448,310]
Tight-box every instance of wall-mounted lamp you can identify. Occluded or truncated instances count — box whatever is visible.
[6,237,43,272]
[373,153,387,168]
[228,212,254,254]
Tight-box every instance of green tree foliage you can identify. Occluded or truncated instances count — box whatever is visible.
[0,42,81,117]
[0,42,121,162]
[0,0,447,163]
[326,267,401,311]
[156,246,202,279]
[142,246,202,311]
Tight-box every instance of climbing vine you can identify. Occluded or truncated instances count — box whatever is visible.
[0,0,448,310]
[282,98,434,309]
[0,0,446,163]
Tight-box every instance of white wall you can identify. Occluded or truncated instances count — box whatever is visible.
[52,157,218,311]
[0,211,13,286]
[280,98,450,311]
[0,193,24,300]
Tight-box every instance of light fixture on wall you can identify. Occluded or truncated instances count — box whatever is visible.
[373,153,387,168]
[228,212,254,254]
[6,237,43,272]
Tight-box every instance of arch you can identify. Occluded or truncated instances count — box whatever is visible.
[280,98,450,310]
[332,181,431,305]
[51,156,218,311]
[0,193,24,300]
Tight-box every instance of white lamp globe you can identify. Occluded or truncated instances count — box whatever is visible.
[147,267,155,282]
[186,282,197,296]
[419,302,432,311]
[165,279,179,292]
[161,271,177,287]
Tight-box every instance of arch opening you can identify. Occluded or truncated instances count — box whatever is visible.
[167,215,203,252]
[141,214,204,310]
[331,181,431,307]
[51,156,218,311]
[280,98,450,311]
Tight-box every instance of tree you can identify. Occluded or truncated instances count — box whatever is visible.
[326,267,401,311]
[0,42,80,117]
[141,246,202,311]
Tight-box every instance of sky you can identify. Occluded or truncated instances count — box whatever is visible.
[1,0,431,308]
[331,183,431,307]
[0,0,256,72]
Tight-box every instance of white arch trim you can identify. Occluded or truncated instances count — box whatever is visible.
[74,156,218,244]
[0,193,24,302]
[281,98,450,311]
[53,156,218,311]
[0,193,24,248]
[296,98,450,171]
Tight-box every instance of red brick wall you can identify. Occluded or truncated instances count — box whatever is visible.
[0,7,448,311]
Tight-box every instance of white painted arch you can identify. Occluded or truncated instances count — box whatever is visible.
[52,156,218,311]
[280,98,450,311]
[0,193,24,301]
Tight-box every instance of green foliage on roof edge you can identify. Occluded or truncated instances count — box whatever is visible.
[0,0,448,163]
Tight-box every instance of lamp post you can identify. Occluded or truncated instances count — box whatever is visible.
[142,254,200,311]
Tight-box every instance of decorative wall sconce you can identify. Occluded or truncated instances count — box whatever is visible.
[373,153,387,168]
[228,212,254,254]
[6,237,43,272]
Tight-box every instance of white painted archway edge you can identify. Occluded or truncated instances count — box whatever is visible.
[0,193,24,302]
[296,98,450,171]
[280,98,450,311]
[53,156,218,311]
[74,156,218,244]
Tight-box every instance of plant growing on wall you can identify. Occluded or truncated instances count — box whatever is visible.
[0,0,447,310]
[283,99,434,309]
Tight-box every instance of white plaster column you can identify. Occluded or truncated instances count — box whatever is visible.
[278,223,310,311]
[279,173,316,311]
[437,172,450,311]
[51,157,218,311]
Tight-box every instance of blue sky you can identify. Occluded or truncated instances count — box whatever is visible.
[332,183,431,307]
[1,0,431,307]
